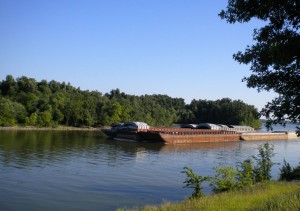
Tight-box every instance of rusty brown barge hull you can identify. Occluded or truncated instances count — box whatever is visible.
[108,128,241,144]
[103,128,289,144]
[159,133,241,143]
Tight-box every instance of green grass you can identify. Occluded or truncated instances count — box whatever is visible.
[120,181,300,211]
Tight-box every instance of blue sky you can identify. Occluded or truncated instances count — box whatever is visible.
[0,0,276,110]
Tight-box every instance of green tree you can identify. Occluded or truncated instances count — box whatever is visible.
[186,98,261,128]
[50,91,66,123]
[0,75,17,97]
[0,97,27,126]
[17,76,38,93]
[25,112,38,126]
[37,80,51,95]
[63,97,85,126]
[220,1,300,135]
[37,109,53,127]
[17,92,39,114]
[101,102,124,126]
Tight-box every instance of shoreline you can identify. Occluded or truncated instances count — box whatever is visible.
[1,126,298,139]
[0,126,102,131]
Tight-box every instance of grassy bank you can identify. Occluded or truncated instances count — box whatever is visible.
[123,181,300,211]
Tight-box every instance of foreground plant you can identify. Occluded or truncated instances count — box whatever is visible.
[210,163,238,193]
[182,143,275,198]
[181,166,210,198]
[137,181,300,211]
[235,159,255,188]
[252,143,275,182]
[280,159,300,181]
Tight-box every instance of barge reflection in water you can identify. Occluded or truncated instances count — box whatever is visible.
[0,130,299,210]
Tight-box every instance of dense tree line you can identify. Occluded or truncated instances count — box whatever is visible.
[184,98,261,128]
[0,75,261,128]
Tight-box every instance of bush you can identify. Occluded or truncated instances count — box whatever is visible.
[280,160,300,181]
[235,159,255,188]
[252,143,275,182]
[25,112,38,126]
[181,166,210,198]
[210,163,238,193]
[183,143,276,199]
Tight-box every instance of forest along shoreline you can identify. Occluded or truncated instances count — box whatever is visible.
[0,126,101,131]
[0,75,262,129]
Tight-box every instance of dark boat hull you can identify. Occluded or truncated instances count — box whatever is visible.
[102,129,138,141]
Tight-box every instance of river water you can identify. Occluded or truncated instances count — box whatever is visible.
[0,125,299,210]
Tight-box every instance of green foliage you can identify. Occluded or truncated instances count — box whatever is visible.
[252,143,275,182]
[220,1,300,135]
[235,159,255,188]
[0,97,27,126]
[25,112,38,126]
[183,143,275,199]
[0,75,17,96]
[181,166,210,198]
[211,163,238,193]
[279,159,300,181]
[0,75,262,128]
[186,98,261,128]
[37,110,52,127]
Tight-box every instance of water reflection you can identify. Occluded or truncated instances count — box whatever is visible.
[0,131,103,167]
[159,142,237,153]
[0,130,300,210]
[1,131,300,168]
[0,131,156,167]
[0,131,242,168]
[0,132,162,170]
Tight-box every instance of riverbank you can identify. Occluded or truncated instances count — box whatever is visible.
[0,126,101,131]
[125,181,300,211]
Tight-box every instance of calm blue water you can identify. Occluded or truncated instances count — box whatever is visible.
[0,125,299,210]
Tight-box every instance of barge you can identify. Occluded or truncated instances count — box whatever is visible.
[102,122,289,144]
[137,128,241,143]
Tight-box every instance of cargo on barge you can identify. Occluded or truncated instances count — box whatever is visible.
[137,128,241,143]
[102,122,289,144]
